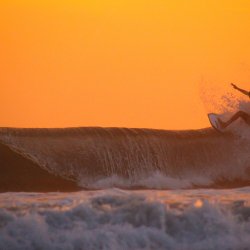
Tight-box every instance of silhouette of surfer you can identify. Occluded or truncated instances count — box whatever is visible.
[218,83,250,129]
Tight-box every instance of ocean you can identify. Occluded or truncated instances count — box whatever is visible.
[0,127,250,250]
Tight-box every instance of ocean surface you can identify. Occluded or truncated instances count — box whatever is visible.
[0,126,250,250]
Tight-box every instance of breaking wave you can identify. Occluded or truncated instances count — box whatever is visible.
[0,124,250,191]
[0,189,250,250]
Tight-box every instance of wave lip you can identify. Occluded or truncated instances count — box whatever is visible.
[0,126,250,191]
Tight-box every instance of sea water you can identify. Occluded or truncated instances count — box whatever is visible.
[0,188,250,250]
[0,126,250,249]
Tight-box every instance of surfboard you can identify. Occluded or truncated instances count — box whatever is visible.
[208,113,223,132]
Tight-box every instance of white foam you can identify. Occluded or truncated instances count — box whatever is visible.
[79,172,213,189]
[0,189,250,250]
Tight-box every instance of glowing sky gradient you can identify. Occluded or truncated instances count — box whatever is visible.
[1,1,250,129]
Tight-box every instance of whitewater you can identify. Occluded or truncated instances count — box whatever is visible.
[0,189,250,250]
[0,114,250,249]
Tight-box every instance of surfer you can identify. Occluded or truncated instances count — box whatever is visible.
[218,83,250,129]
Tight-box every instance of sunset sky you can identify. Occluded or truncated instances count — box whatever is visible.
[1,0,250,129]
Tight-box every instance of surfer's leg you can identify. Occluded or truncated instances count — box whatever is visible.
[219,111,249,128]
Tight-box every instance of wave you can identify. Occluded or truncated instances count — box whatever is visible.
[0,126,250,191]
[0,142,81,192]
[0,189,250,250]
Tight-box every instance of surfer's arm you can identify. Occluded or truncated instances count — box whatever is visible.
[231,83,250,97]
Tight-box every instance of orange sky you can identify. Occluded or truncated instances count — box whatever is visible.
[1,0,250,129]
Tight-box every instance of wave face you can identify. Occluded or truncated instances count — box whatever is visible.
[0,127,250,190]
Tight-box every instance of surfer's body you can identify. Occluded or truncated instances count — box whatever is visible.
[219,84,250,129]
